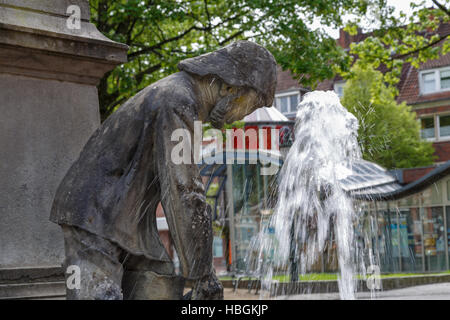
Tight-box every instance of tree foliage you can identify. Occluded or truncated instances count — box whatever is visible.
[90,0,375,120]
[341,64,436,169]
[342,0,450,94]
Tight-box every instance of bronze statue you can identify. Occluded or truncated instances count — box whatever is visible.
[50,41,277,300]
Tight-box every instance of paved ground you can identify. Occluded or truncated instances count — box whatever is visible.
[224,283,450,300]
[224,288,261,300]
[361,283,450,300]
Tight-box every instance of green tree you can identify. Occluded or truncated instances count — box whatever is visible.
[342,0,450,94]
[90,0,375,120]
[341,64,436,169]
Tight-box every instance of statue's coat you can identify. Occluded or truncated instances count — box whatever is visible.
[51,72,212,279]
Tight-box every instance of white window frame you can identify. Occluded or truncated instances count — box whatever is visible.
[334,81,346,98]
[419,113,450,142]
[274,91,300,118]
[419,115,437,142]
[419,66,450,95]
[437,113,450,142]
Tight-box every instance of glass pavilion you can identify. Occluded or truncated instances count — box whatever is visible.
[353,162,450,273]
[201,104,450,275]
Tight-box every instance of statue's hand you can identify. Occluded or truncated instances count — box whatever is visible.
[191,273,224,300]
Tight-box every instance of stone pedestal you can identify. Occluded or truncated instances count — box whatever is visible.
[0,0,128,268]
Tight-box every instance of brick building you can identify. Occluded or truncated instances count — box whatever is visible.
[272,66,310,120]
[317,25,450,164]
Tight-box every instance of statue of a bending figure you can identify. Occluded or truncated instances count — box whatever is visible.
[50,41,277,300]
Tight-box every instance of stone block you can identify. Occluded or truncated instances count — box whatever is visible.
[0,1,128,270]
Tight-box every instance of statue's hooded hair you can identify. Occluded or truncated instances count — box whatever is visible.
[178,40,277,107]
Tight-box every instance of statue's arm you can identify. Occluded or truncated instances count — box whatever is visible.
[154,108,213,280]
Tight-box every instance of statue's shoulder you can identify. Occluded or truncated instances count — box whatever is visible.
[143,72,198,113]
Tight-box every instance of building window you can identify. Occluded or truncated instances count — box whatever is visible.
[334,82,345,98]
[446,207,450,255]
[420,67,450,94]
[213,236,223,257]
[420,114,450,141]
[421,117,435,140]
[440,70,450,90]
[279,96,289,113]
[290,94,299,112]
[275,92,300,116]
[438,115,450,138]
[422,207,446,271]
[421,72,436,94]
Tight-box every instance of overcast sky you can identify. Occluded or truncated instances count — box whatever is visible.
[386,0,436,18]
[315,0,437,38]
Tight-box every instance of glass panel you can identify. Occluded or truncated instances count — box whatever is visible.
[399,195,413,207]
[213,236,223,257]
[422,72,436,93]
[406,208,424,272]
[360,210,379,268]
[422,188,432,206]
[232,164,245,214]
[234,223,258,270]
[422,183,443,206]
[262,168,278,213]
[397,209,412,271]
[245,163,262,211]
[440,69,450,89]
[389,210,401,272]
[279,97,288,113]
[376,201,387,210]
[447,180,450,201]
[232,162,279,269]
[334,83,344,97]
[290,94,299,112]
[422,207,446,272]
[439,115,450,138]
[446,207,450,256]
[378,210,399,272]
[421,117,435,139]
[432,181,442,205]
[412,193,420,207]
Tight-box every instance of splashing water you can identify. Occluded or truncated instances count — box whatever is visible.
[254,91,365,300]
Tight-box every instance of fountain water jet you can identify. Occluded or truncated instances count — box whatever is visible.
[254,91,365,300]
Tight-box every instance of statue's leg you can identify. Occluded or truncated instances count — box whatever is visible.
[121,257,185,300]
[62,225,124,300]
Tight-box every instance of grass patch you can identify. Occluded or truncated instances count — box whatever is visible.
[219,270,450,282]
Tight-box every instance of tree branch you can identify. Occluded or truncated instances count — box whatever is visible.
[96,0,109,32]
[432,0,450,17]
[219,30,245,45]
[126,12,246,61]
[135,63,162,84]
[126,18,138,45]
[204,0,212,29]
[392,33,449,60]
[127,25,202,60]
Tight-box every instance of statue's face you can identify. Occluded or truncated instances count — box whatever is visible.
[208,82,266,129]
[223,88,263,124]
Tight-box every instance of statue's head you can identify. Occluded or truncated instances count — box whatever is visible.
[178,41,277,128]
